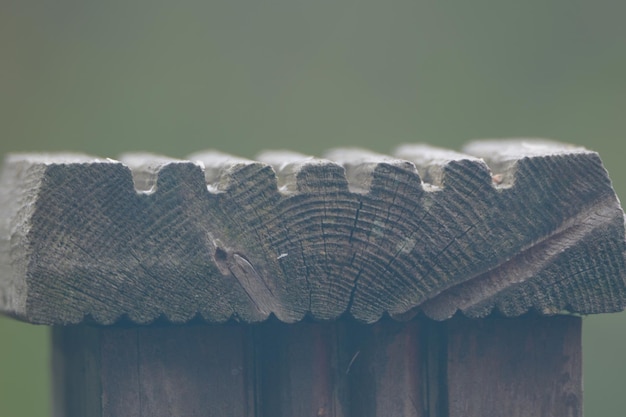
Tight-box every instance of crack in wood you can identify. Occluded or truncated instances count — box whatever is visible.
[1,140,625,324]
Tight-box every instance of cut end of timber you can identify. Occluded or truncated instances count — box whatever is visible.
[1,140,625,325]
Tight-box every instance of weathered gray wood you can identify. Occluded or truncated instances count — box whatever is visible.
[258,150,360,320]
[443,315,582,417]
[53,324,255,417]
[0,140,624,324]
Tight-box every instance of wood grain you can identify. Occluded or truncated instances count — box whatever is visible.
[347,319,425,417]
[1,140,624,324]
[444,315,582,417]
[53,324,255,417]
[52,316,582,416]
[255,320,350,417]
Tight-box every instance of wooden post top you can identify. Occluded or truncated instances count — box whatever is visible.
[0,139,624,325]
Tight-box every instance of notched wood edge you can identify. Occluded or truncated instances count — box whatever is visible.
[463,139,600,189]
[1,139,625,325]
[394,144,489,188]
[258,150,350,194]
[324,148,422,194]
[3,140,596,199]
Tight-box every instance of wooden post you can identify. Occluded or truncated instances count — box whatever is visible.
[48,316,582,417]
[0,139,623,416]
[52,325,255,417]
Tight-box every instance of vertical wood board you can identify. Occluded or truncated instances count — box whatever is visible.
[51,316,583,417]
[348,320,425,417]
[53,324,255,417]
[445,315,582,417]
[52,326,102,417]
[255,321,350,417]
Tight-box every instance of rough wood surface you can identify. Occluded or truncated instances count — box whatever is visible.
[1,140,624,324]
[53,324,255,417]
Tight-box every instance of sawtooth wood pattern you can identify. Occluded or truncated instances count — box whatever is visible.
[0,140,624,325]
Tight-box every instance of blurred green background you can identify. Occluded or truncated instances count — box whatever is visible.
[1,1,624,415]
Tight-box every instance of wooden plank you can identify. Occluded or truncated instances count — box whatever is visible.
[444,315,582,417]
[347,319,425,417]
[52,324,255,417]
[0,140,624,324]
[255,320,350,417]
[52,325,102,417]
[99,327,141,417]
